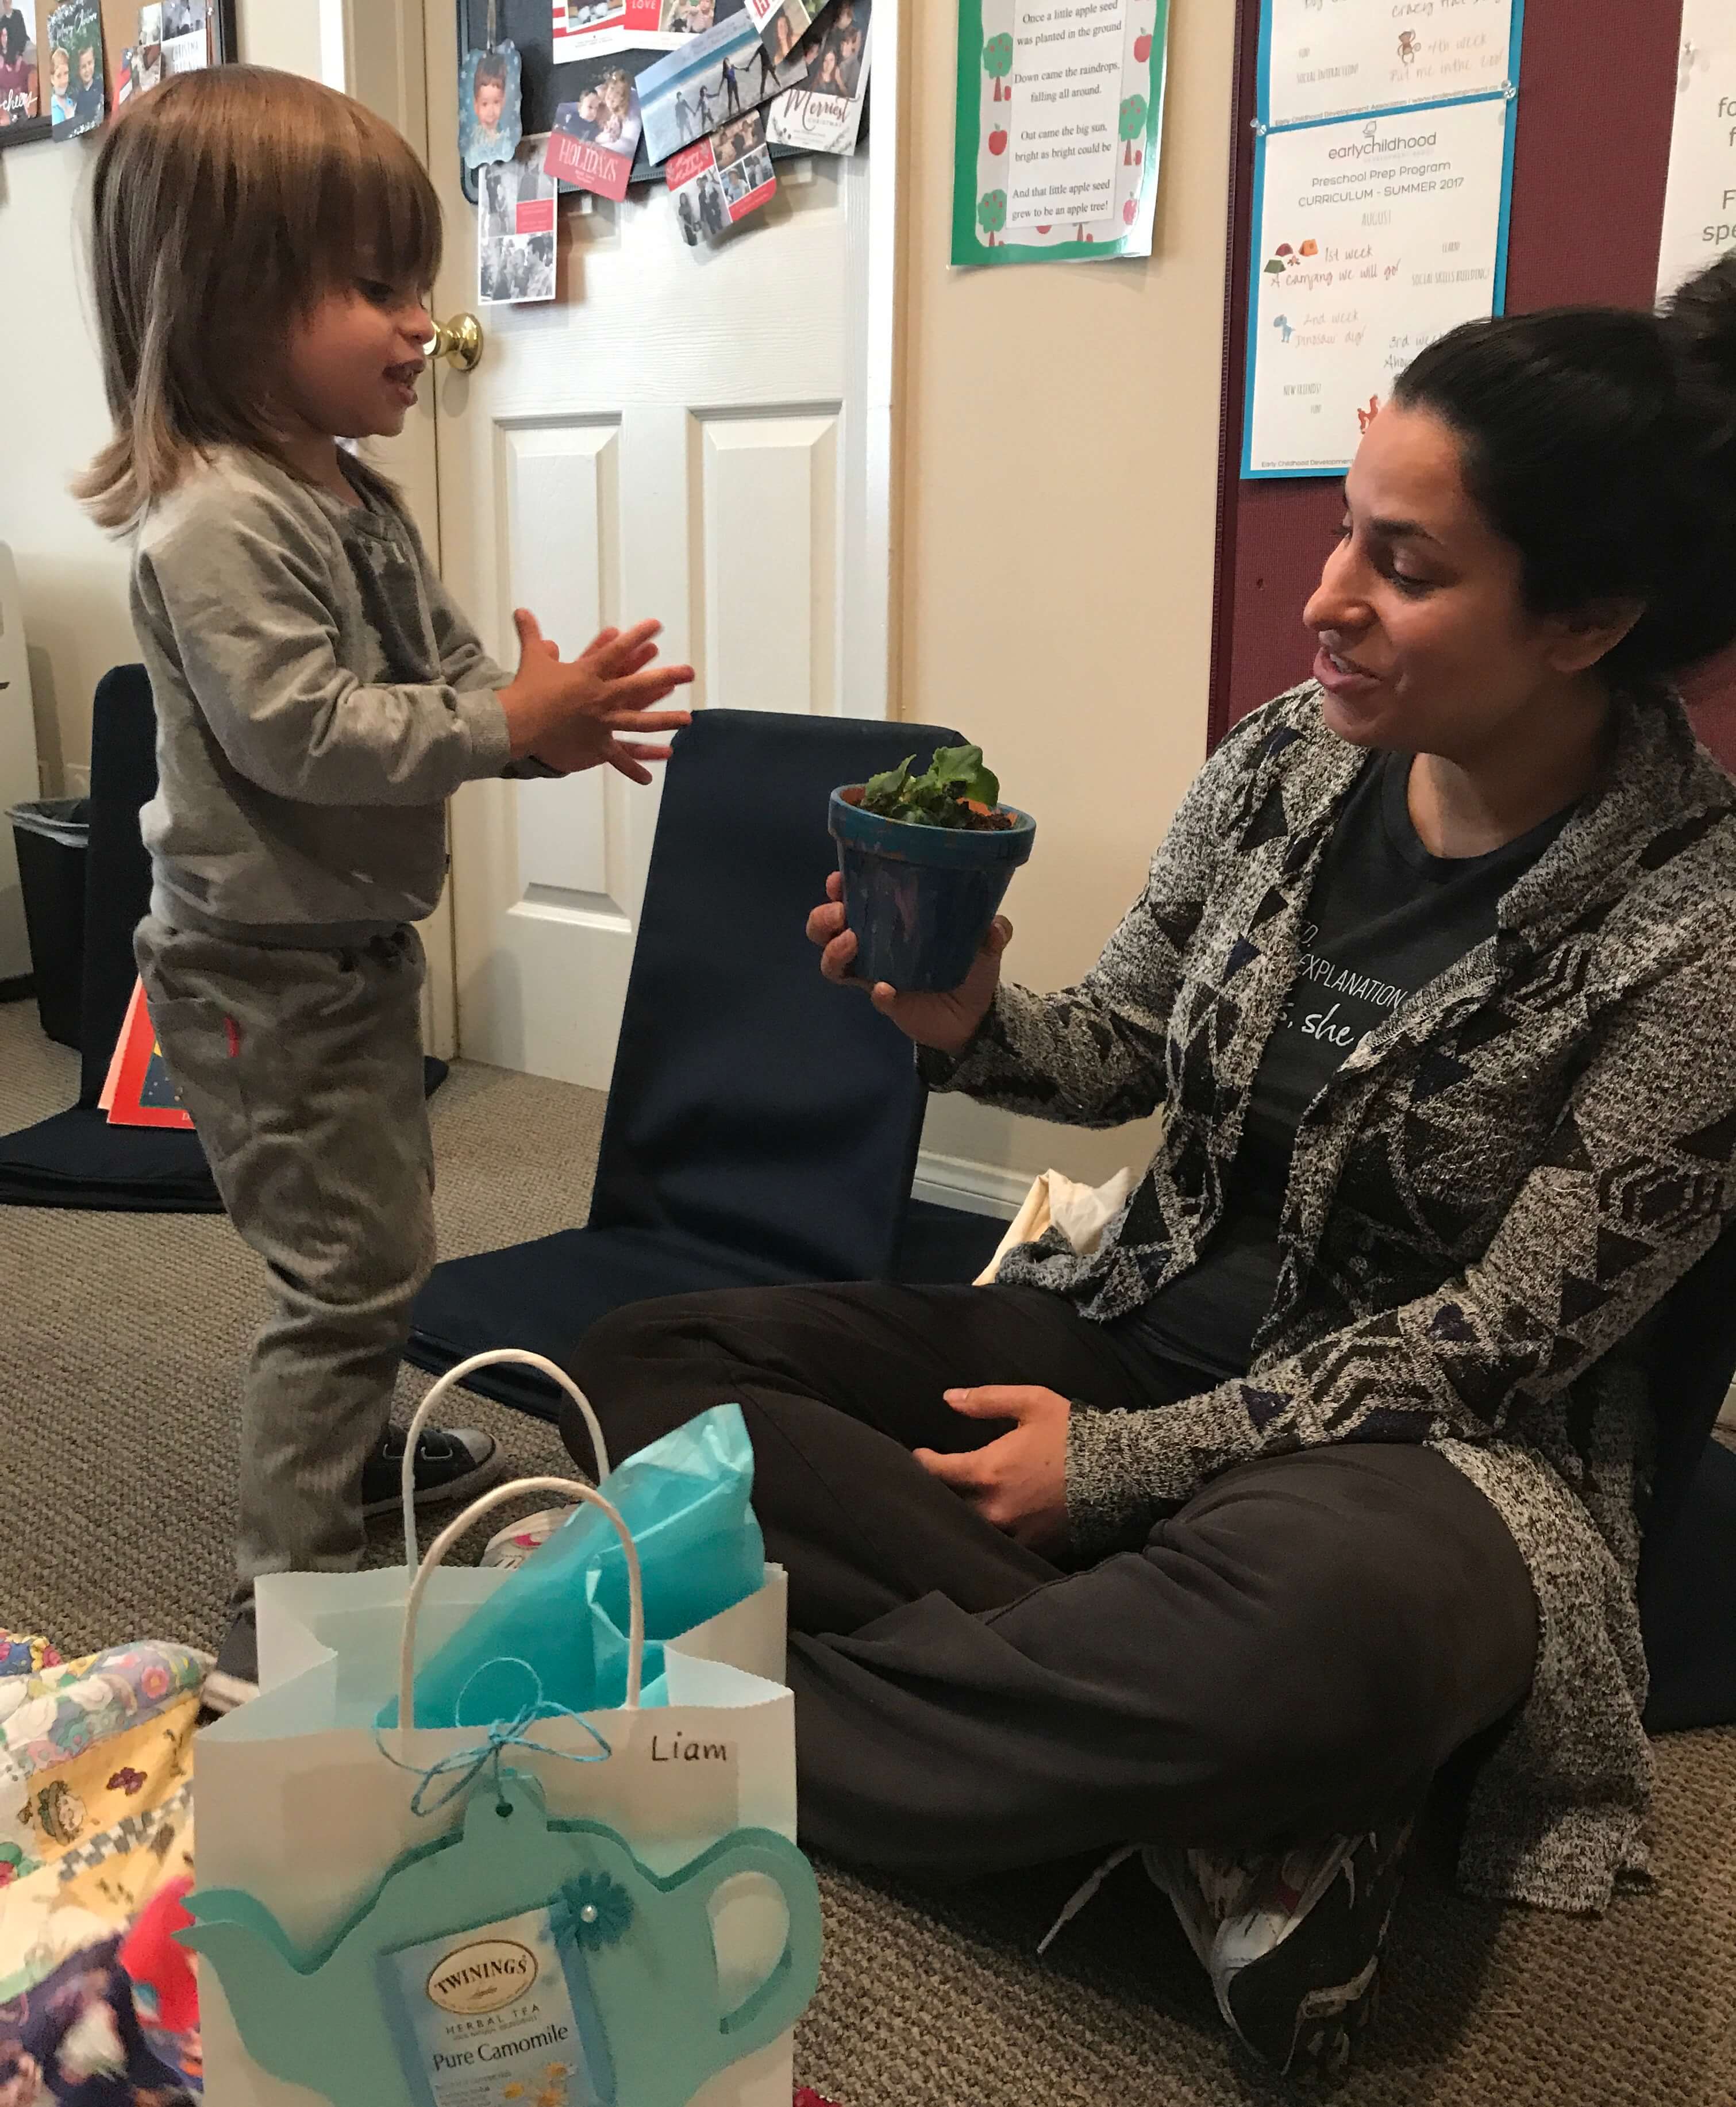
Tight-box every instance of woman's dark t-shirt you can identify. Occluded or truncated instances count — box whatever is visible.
[1114,750,1573,1383]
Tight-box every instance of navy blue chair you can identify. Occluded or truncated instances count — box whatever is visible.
[0,664,444,1210]
[0,666,224,1209]
[405,710,1003,1418]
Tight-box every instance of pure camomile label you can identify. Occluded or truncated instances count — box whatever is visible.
[381,1905,605,2107]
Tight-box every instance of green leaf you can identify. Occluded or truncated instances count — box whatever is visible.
[858,742,1004,827]
[860,758,915,814]
[927,743,1000,808]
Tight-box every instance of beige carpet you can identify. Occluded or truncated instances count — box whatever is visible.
[1,996,1732,2106]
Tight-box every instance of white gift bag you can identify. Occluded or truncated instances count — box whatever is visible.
[200,1362,806,2107]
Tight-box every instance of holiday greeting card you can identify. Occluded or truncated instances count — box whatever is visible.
[765,0,869,156]
[0,0,42,132]
[667,106,775,243]
[545,65,644,200]
[638,4,800,164]
[479,133,559,302]
[45,0,103,136]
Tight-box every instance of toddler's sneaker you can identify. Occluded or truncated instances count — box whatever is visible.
[202,1430,504,1719]
[361,1424,502,1517]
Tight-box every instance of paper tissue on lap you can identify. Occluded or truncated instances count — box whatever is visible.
[375,1403,768,1728]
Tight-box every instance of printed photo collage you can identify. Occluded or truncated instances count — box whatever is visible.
[476,0,868,287]
[0,0,212,145]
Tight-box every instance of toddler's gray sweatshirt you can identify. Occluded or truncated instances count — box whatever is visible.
[130,445,513,945]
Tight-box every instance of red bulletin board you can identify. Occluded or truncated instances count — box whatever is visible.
[1207,0,1736,765]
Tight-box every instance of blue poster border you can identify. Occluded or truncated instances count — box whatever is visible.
[1240,0,1525,482]
[1254,0,1526,131]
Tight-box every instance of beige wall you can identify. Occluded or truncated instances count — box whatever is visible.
[0,133,134,793]
[897,0,1237,1191]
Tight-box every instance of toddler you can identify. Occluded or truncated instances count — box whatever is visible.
[77,67,692,1710]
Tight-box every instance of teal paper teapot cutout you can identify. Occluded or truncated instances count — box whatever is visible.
[180,1769,822,2107]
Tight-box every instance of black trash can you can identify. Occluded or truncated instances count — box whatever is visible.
[7,798,90,1051]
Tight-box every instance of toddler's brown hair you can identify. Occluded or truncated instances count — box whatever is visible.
[77,66,441,530]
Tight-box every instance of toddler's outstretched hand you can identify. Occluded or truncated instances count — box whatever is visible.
[499,608,694,782]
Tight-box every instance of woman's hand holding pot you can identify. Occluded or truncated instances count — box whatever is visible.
[807,871,1011,1054]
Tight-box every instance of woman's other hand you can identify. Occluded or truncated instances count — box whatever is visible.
[913,1386,1071,1553]
[806,870,1011,1055]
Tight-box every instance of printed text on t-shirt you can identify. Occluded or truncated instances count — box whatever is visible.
[1277,922,1411,1049]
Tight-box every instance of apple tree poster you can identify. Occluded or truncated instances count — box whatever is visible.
[950,0,1169,267]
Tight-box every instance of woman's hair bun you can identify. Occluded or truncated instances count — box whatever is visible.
[1663,252,1736,460]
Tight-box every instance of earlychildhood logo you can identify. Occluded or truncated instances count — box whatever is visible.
[1328,124,1438,162]
[426,1938,538,2017]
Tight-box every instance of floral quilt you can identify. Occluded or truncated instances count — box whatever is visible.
[0,1631,203,2102]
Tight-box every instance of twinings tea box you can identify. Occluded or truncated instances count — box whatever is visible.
[379,1902,611,2107]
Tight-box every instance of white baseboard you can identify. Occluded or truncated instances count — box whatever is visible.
[912,1150,1032,1220]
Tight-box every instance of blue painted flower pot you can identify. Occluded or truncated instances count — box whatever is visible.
[829,786,1036,994]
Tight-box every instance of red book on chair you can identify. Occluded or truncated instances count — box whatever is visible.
[101,978,195,1129]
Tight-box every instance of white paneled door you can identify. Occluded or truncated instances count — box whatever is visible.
[422,14,892,1088]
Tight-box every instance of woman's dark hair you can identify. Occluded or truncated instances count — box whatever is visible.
[1394,255,1736,685]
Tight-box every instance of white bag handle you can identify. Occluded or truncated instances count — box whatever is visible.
[401,1349,611,1568]
[398,1474,645,1754]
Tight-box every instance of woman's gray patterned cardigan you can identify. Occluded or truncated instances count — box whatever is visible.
[925,682,1736,1914]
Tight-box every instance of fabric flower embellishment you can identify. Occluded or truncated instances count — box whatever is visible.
[107,1768,147,1796]
[55,1715,95,1756]
[563,1873,632,1948]
[0,1634,61,1676]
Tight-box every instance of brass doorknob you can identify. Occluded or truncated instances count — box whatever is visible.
[425,313,483,372]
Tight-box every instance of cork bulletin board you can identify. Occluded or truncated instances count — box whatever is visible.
[99,0,236,114]
[1207,0,1736,768]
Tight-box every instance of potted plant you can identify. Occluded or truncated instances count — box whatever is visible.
[828,744,1035,993]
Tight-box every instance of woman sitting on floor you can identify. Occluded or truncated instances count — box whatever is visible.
[565,256,1736,2078]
